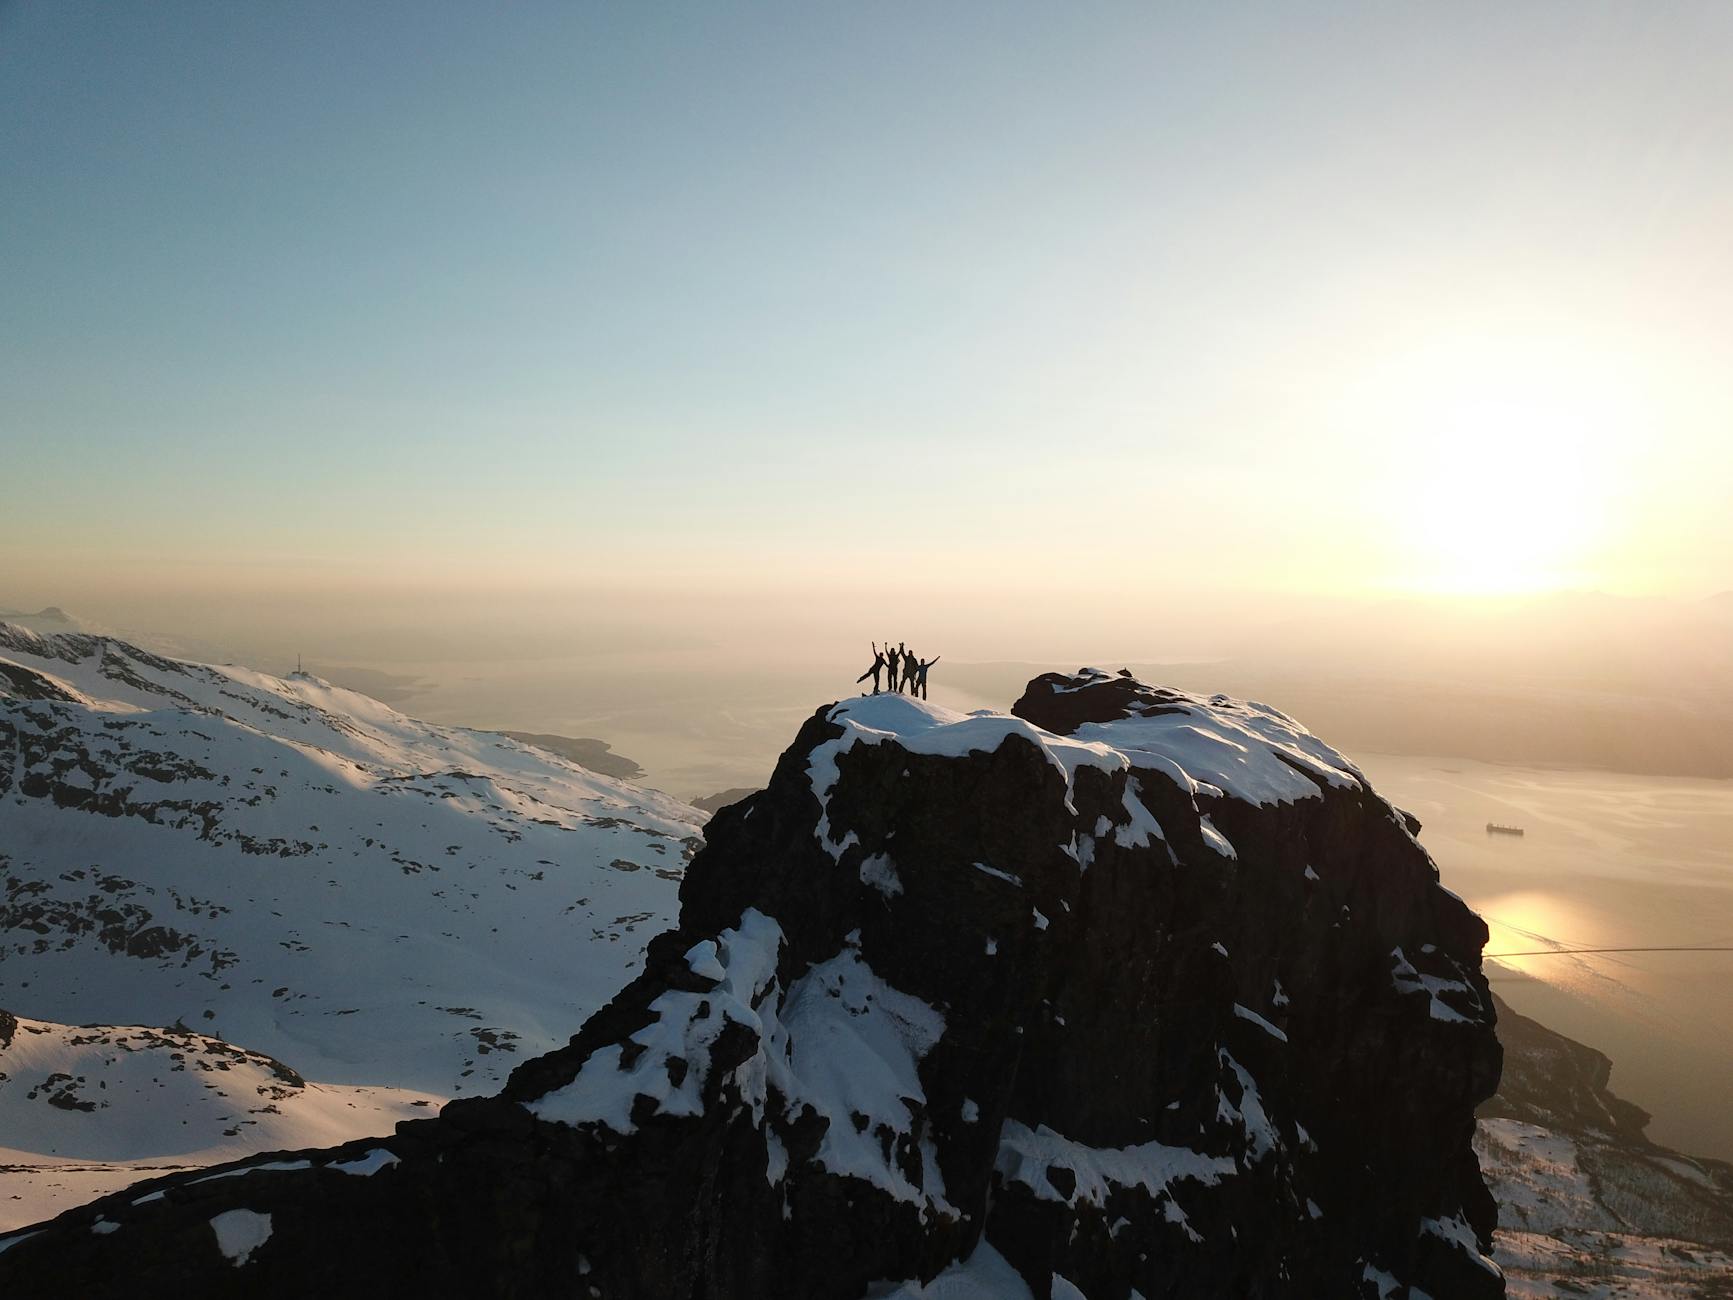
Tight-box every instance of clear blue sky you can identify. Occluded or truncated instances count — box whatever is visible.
[4,1,1730,626]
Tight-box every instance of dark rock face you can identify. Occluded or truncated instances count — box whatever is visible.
[0,672,1503,1298]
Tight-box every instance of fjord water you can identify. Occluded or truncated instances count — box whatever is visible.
[1365,755,1733,1161]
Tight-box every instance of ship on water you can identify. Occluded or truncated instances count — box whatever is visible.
[1486,822,1526,837]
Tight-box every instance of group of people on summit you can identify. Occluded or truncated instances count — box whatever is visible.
[857,641,939,698]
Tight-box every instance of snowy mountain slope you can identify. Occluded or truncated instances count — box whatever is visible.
[0,1009,436,1231]
[1478,1121,1733,1299]
[0,622,704,1097]
[1477,995,1733,1297]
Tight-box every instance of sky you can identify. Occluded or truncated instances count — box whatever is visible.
[3,1,1731,654]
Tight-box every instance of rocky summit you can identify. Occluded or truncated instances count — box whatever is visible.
[0,670,1504,1299]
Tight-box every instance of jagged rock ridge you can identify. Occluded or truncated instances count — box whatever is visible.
[0,670,1504,1298]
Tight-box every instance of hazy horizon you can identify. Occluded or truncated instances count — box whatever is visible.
[6,585,1731,799]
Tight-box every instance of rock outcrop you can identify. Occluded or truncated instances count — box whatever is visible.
[0,671,1504,1298]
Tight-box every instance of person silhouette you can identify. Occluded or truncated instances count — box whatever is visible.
[885,642,902,694]
[900,646,919,695]
[856,642,887,694]
[914,654,940,699]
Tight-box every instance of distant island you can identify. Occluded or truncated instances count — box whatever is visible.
[498,732,644,781]
[690,786,759,815]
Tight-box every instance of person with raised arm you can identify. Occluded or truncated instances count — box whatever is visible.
[885,641,902,694]
[855,642,887,694]
[914,654,940,700]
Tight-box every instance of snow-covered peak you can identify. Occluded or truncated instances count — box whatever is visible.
[806,675,1363,847]
[1013,668,1364,806]
[817,694,1125,790]
[0,622,685,814]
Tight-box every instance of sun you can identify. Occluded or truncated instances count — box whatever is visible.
[1405,385,1609,593]
[1361,337,1641,595]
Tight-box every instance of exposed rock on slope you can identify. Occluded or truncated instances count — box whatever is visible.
[0,671,1503,1298]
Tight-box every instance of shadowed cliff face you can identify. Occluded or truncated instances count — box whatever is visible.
[0,671,1503,1300]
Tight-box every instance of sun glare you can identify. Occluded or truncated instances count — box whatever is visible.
[1356,336,1644,595]
[1407,387,1608,593]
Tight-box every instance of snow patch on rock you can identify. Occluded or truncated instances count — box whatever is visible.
[872,1241,1036,1300]
[996,1119,1236,1211]
[529,909,785,1133]
[209,1208,271,1267]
